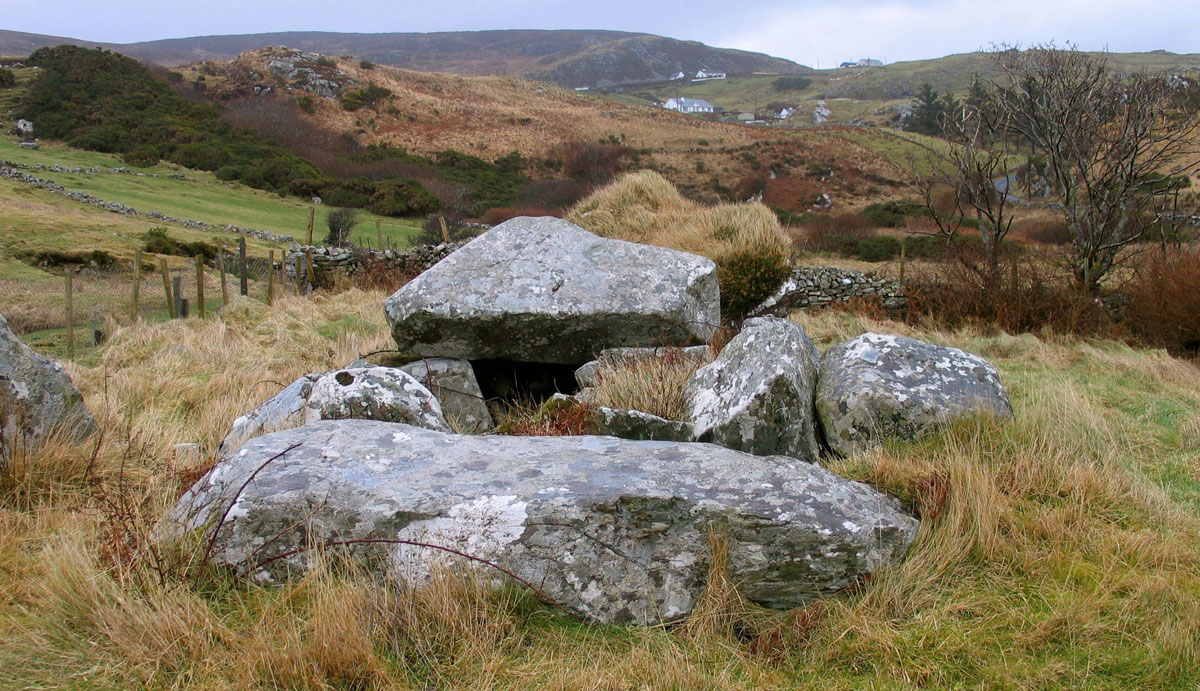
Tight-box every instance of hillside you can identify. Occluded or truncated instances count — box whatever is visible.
[0,29,807,88]
[603,50,1200,125]
[185,48,930,209]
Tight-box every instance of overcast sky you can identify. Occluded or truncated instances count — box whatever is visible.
[4,0,1197,67]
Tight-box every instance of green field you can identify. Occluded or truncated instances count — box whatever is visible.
[0,138,423,246]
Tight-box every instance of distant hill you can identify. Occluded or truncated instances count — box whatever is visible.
[0,29,808,88]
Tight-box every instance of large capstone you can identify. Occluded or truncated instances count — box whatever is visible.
[816,332,1013,457]
[0,311,96,463]
[384,217,720,364]
[166,419,919,626]
[685,317,822,463]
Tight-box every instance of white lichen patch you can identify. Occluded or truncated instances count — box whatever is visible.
[392,495,529,582]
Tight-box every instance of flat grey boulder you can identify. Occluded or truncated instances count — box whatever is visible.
[0,312,95,463]
[592,406,694,442]
[384,217,720,364]
[399,358,493,433]
[686,317,822,463]
[219,367,449,452]
[817,333,1013,457]
[304,367,449,432]
[219,373,320,453]
[167,420,918,626]
[575,345,713,388]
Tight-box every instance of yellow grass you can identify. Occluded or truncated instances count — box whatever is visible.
[2,291,1200,687]
[568,170,791,266]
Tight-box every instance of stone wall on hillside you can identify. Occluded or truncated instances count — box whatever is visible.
[0,162,295,244]
[752,266,907,316]
[283,243,462,284]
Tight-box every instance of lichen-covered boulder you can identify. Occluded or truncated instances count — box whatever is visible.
[817,333,1012,457]
[575,345,713,388]
[685,317,822,463]
[384,217,720,364]
[399,358,493,433]
[0,312,95,463]
[166,419,919,626]
[592,406,694,442]
[304,367,449,432]
[219,373,320,453]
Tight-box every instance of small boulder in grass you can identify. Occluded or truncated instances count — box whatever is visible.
[816,333,1013,457]
[305,367,449,432]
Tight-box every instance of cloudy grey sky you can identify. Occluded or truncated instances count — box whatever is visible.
[4,0,1197,67]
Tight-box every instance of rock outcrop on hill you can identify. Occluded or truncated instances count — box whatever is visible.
[384,217,720,364]
[167,419,919,625]
[0,312,96,464]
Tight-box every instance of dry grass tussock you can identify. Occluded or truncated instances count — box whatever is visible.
[568,170,791,267]
[3,292,1200,687]
[588,347,714,421]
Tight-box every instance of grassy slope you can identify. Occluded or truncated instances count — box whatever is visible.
[0,138,422,245]
[1,293,1198,688]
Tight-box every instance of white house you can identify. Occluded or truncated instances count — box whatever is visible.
[669,71,686,81]
[694,70,726,80]
[664,97,715,114]
[857,58,883,67]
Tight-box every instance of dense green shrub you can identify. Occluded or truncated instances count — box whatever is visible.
[861,200,929,227]
[717,249,792,321]
[15,248,116,269]
[296,95,316,114]
[0,68,15,89]
[19,46,318,193]
[368,179,439,217]
[143,227,219,261]
[340,83,393,111]
[772,76,812,91]
[325,207,361,245]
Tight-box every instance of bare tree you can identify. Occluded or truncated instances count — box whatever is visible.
[907,101,1016,280]
[990,44,1200,293]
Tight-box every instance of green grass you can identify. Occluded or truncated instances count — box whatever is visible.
[0,137,423,246]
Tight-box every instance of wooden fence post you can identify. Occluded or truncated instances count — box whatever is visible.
[267,250,276,306]
[65,271,74,359]
[131,249,141,322]
[172,277,184,319]
[304,249,315,294]
[439,216,450,244]
[306,207,315,246]
[238,237,248,297]
[376,219,383,249]
[898,237,907,288]
[218,242,229,306]
[195,255,206,318]
[160,257,176,319]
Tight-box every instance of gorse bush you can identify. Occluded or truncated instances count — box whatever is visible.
[717,250,792,321]
[142,227,219,262]
[20,46,319,195]
[568,171,793,321]
[340,83,393,111]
